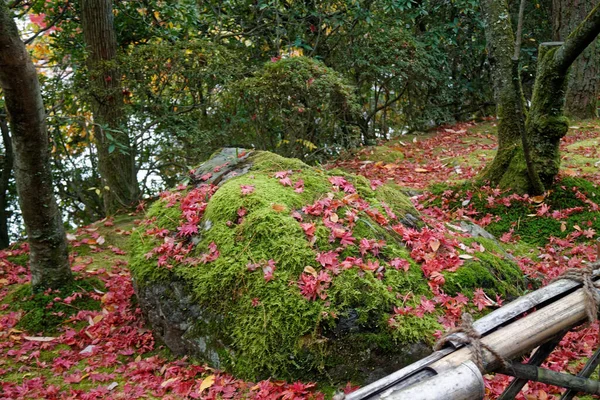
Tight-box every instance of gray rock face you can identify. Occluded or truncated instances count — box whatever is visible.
[133,278,225,367]
[135,273,432,384]
[191,147,252,185]
[459,221,496,241]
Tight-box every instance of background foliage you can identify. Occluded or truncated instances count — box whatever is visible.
[0,0,558,240]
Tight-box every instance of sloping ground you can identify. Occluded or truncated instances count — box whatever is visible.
[0,119,598,399]
[331,120,600,399]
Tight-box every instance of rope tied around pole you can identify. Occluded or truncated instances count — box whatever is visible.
[434,313,509,371]
[551,261,600,324]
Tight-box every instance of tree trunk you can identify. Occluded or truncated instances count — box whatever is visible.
[479,0,528,190]
[0,116,13,249]
[481,0,600,193]
[81,0,139,215]
[525,4,600,187]
[0,3,71,290]
[553,0,599,119]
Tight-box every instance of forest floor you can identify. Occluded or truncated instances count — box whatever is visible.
[1,118,599,399]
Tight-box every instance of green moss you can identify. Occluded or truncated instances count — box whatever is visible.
[3,277,104,334]
[39,344,72,362]
[146,199,184,231]
[434,177,600,246]
[444,238,526,299]
[129,150,522,383]
[357,146,404,164]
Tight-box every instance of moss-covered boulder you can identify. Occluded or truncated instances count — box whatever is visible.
[130,149,525,384]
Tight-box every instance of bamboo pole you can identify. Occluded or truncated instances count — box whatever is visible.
[498,329,568,400]
[380,361,484,400]
[430,288,592,373]
[499,362,600,395]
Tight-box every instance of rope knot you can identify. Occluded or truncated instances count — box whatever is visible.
[552,264,600,324]
[434,313,508,371]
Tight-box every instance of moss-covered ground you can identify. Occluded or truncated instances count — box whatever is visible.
[1,119,600,399]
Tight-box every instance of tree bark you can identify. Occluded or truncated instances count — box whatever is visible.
[553,0,599,119]
[0,3,71,289]
[526,4,600,187]
[81,0,139,215]
[0,116,13,249]
[481,0,600,193]
[479,0,527,188]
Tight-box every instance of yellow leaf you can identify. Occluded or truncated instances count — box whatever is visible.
[414,168,428,173]
[531,194,546,203]
[271,204,286,213]
[303,266,318,278]
[560,221,567,232]
[199,375,215,392]
[329,213,339,223]
[92,315,103,325]
[161,378,179,388]
[574,224,581,231]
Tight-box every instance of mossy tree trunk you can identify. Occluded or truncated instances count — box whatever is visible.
[81,0,139,215]
[481,0,600,193]
[0,2,72,289]
[0,115,13,249]
[553,0,599,119]
[479,0,529,190]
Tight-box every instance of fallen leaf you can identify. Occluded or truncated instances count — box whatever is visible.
[304,266,318,278]
[271,204,286,212]
[459,254,474,260]
[429,239,441,252]
[414,168,428,173]
[531,194,546,203]
[161,378,180,388]
[23,336,56,342]
[199,375,215,392]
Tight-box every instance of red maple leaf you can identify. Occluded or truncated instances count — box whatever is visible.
[240,185,255,195]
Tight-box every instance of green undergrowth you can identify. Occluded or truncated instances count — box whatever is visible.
[430,176,600,246]
[130,150,524,384]
[443,237,526,299]
[355,145,405,164]
[3,276,104,334]
[4,246,29,267]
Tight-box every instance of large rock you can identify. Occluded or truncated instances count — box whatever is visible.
[130,149,524,383]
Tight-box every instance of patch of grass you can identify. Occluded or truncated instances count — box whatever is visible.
[357,145,404,164]
[429,177,600,246]
[3,276,104,334]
